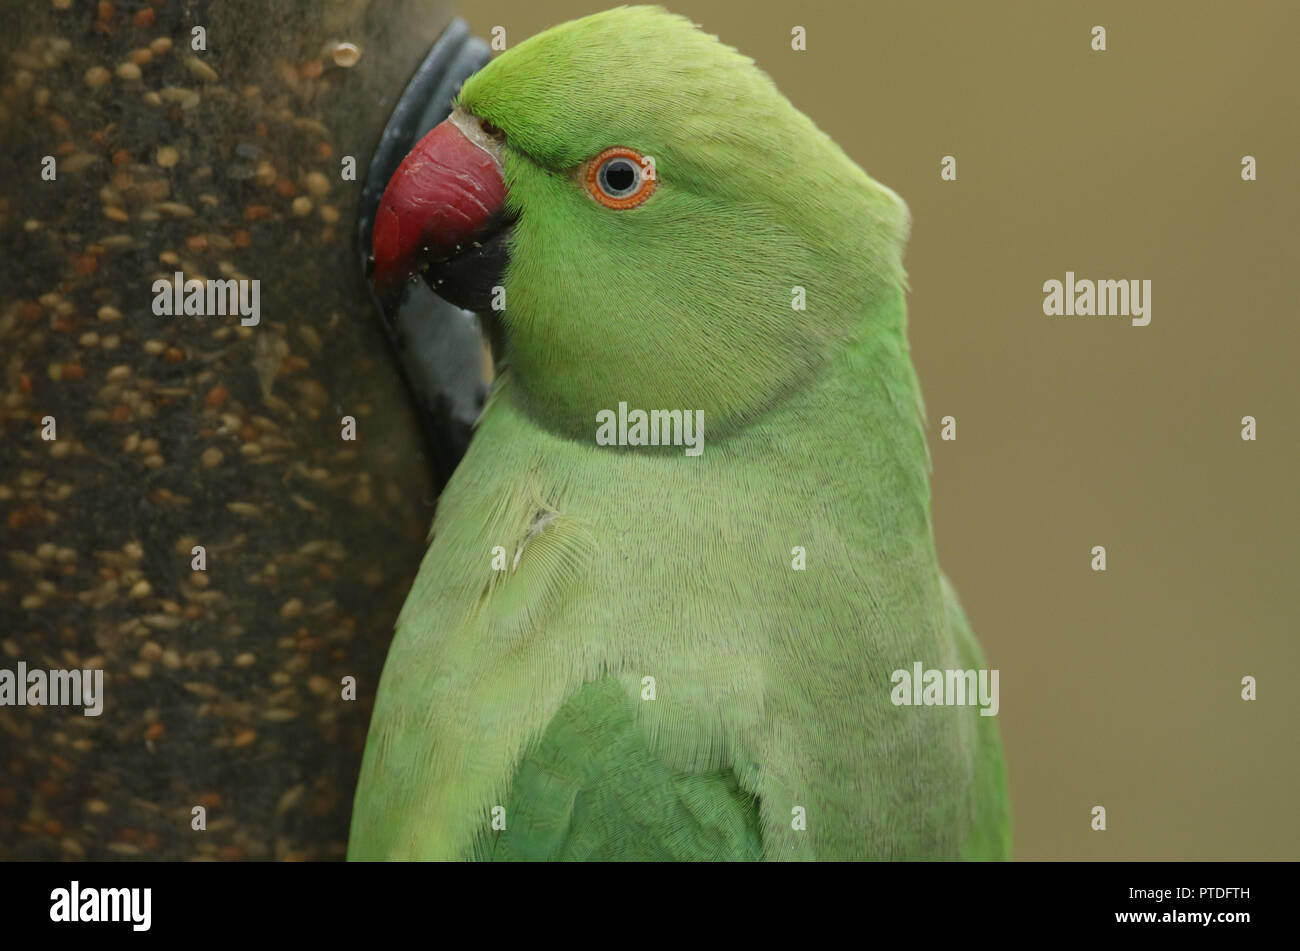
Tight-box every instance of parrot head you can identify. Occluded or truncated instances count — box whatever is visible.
[371,5,910,440]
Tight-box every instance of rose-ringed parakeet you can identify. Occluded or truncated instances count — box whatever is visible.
[349,5,1010,861]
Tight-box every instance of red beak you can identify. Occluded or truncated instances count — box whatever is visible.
[371,116,508,292]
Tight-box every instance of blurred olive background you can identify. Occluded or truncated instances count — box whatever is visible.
[2,0,1295,862]
[457,0,1300,860]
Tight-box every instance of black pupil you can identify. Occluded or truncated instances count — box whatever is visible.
[601,159,637,195]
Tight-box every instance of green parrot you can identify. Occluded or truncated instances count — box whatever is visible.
[350,5,1010,861]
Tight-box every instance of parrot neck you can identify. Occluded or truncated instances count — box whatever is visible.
[740,284,934,534]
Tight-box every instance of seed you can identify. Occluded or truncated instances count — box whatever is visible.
[144,722,165,741]
[143,340,165,355]
[185,56,219,82]
[304,171,330,197]
[98,305,123,322]
[331,43,361,68]
[234,652,255,668]
[129,579,151,599]
[155,201,196,218]
[296,326,323,355]
[84,66,111,89]
[200,447,223,468]
[149,37,172,56]
[132,7,155,28]
[280,599,304,620]
[204,384,229,408]
[63,153,100,173]
[291,196,312,216]
[156,145,179,168]
[116,62,142,81]
[254,161,277,186]
[129,48,152,66]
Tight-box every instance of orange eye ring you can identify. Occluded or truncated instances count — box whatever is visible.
[583,146,657,209]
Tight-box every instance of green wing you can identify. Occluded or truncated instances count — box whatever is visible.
[471,679,761,861]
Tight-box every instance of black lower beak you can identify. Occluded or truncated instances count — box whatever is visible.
[422,213,514,315]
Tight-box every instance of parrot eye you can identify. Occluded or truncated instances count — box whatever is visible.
[584,147,656,209]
